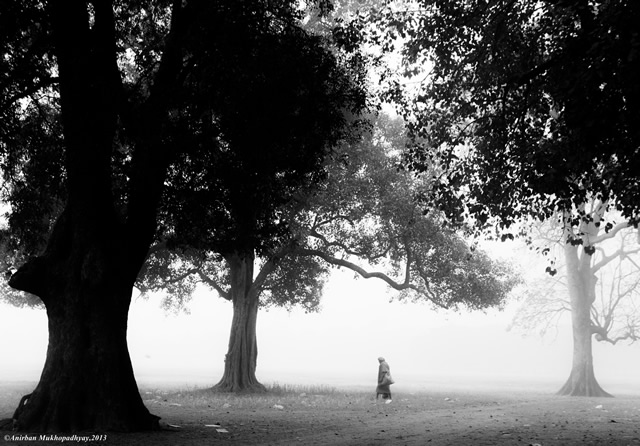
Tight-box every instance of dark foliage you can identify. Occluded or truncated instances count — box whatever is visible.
[376,0,640,230]
[159,2,368,258]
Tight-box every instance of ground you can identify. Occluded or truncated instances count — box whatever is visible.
[1,382,639,445]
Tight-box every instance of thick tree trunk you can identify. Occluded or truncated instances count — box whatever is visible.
[558,243,612,397]
[213,252,266,393]
[12,289,158,431]
[8,212,160,432]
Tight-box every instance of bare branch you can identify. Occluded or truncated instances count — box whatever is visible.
[593,246,640,273]
[591,221,630,244]
[294,247,426,294]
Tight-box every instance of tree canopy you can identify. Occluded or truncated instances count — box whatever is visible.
[375,0,640,230]
[295,113,517,311]
[145,113,518,312]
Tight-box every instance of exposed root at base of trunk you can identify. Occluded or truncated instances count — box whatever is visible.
[556,376,613,398]
[0,394,33,431]
[9,391,161,433]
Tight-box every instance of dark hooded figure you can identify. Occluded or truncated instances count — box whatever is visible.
[376,356,393,402]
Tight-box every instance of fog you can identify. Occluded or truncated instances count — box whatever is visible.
[2,262,639,396]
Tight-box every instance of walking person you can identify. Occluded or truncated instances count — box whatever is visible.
[376,356,394,403]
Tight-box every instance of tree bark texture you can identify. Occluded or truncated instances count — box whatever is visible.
[557,243,612,397]
[213,252,266,393]
[9,210,160,431]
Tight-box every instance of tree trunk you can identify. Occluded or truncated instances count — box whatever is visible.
[557,243,612,397]
[9,211,160,431]
[13,286,158,432]
[213,252,266,393]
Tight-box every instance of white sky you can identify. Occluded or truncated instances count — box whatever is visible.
[1,241,639,395]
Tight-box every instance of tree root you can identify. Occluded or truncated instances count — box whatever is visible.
[557,376,613,397]
[0,394,32,431]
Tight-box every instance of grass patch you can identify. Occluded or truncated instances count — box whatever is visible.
[264,382,338,396]
[141,383,375,411]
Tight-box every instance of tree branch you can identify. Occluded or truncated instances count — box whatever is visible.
[294,248,420,293]
[196,269,231,301]
[253,241,299,292]
[2,76,59,110]
[308,229,394,261]
[590,221,631,244]
[311,214,358,229]
[592,246,640,273]
[593,325,639,345]
[124,0,189,273]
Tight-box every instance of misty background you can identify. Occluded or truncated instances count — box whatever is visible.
[2,241,639,395]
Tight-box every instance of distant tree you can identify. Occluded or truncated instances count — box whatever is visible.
[509,208,640,396]
[140,113,519,392]
[0,0,364,431]
[375,0,640,396]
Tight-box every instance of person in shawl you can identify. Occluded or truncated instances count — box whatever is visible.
[376,356,393,403]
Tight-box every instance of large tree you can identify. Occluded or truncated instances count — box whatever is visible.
[138,3,368,392]
[377,0,640,396]
[0,0,362,432]
[139,113,518,392]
